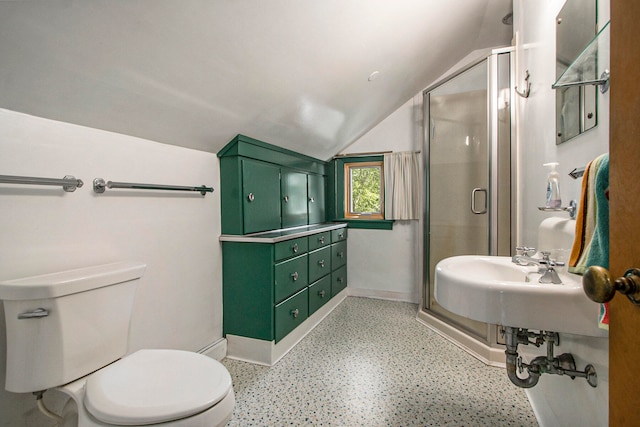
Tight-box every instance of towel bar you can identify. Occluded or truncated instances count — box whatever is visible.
[93,178,213,195]
[0,174,83,192]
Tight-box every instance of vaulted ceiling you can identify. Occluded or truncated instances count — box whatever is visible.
[0,0,512,159]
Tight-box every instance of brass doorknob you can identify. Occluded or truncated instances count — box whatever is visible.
[583,266,640,305]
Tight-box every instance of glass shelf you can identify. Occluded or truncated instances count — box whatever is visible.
[538,200,577,219]
[553,21,610,93]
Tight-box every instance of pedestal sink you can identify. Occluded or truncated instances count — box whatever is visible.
[434,255,608,337]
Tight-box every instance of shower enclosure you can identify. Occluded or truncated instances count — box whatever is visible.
[423,53,513,342]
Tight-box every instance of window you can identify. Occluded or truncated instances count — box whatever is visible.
[344,161,384,219]
[332,155,393,230]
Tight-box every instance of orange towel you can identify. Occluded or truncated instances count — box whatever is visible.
[568,154,607,274]
[568,161,593,268]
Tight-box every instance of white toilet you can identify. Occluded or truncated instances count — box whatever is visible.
[0,262,235,426]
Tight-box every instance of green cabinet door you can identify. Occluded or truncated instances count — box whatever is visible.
[274,254,308,303]
[281,169,308,228]
[332,265,347,296]
[331,240,347,269]
[309,275,332,315]
[308,174,326,225]
[308,246,331,283]
[275,288,309,342]
[242,159,281,234]
[308,231,331,251]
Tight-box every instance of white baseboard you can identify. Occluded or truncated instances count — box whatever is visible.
[416,308,505,367]
[198,337,228,361]
[348,287,420,304]
[226,289,348,366]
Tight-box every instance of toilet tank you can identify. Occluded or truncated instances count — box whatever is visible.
[0,262,146,393]
[537,216,576,265]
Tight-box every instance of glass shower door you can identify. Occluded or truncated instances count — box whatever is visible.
[427,60,489,338]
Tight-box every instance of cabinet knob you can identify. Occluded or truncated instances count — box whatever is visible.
[338,251,344,258]
[583,266,640,305]
[318,259,325,268]
[291,308,299,318]
[283,195,289,203]
[292,243,298,253]
[337,277,344,283]
[318,290,326,298]
[309,197,315,203]
[291,271,299,281]
[318,236,325,244]
[247,193,255,202]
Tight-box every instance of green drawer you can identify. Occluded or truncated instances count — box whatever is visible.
[332,265,347,296]
[308,231,331,251]
[274,254,308,303]
[309,275,332,315]
[275,237,308,262]
[331,241,347,270]
[308,246,331,284]
[331,227,347,243]
[275,288,309,342]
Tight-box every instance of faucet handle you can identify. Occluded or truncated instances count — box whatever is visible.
[516,246,536,256]
[539,252,565,268]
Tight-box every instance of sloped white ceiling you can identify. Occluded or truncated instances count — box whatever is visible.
[0,0,512,159]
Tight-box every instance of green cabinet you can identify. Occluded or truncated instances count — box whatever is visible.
[219,135,345,349]
[218,134,328,235]
[221,225,347,343]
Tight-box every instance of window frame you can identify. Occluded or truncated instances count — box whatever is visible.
[333,155,393,230]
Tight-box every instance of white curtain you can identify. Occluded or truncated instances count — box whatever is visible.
[383,151,422,220]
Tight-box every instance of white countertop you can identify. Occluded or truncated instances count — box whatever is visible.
[219,223,347,243]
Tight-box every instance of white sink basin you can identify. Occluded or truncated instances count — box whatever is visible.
[434,255,608,337]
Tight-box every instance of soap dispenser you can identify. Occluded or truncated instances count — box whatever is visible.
[544,162,562,208]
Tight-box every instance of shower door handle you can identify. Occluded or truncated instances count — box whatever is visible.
[471,188,487,214]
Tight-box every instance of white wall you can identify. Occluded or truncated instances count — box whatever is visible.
[340,96,424,303]
[515,0,610,246]
[0,109,223,426]
[513,1,609,426]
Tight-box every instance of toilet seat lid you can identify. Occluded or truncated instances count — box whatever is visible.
[84,349,232,425]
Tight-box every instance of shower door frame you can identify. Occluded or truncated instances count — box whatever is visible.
[421,51,516,345]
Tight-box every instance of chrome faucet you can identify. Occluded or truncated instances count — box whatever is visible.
[512,248,564,284]
[538,252,565,284]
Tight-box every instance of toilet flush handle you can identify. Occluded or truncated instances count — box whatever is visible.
[18,308,49,319]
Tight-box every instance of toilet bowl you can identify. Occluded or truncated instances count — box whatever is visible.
[0,262,235,426]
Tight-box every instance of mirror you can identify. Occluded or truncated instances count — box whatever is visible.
[555,0,597,144]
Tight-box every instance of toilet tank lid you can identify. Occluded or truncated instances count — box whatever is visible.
[0,262,146,300]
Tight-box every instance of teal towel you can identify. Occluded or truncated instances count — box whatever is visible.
[585,154,609,269]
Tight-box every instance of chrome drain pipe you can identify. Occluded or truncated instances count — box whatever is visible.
[503,327,598,389]
[504,326,540,388]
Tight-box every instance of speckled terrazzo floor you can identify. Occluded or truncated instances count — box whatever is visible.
[221,297,539,427]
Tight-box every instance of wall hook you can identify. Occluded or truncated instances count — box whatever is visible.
[515,70,531,98]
